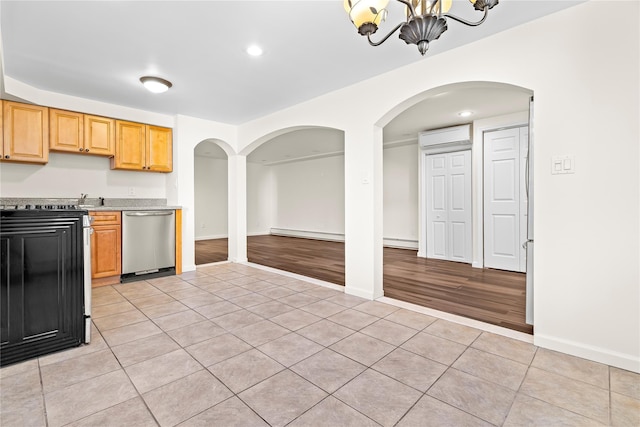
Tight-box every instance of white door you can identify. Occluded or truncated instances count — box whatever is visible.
[426,150,472,263]
[484,127,527,272]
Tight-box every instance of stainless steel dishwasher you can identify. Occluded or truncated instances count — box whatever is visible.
[121,210,176,280]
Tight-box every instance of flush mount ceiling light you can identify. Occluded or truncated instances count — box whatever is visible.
[246,45,263,56]
[140,76,172,93]
[458,110,474,117]
[344,0,499,56]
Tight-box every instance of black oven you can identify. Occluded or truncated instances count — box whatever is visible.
[0,206,91,366]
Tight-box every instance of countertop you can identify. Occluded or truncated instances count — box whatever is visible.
[87,206,180,211]
[0,197,181,211]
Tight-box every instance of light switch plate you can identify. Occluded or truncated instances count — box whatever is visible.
[551,155,575,174]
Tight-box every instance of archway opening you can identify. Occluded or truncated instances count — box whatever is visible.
[244,127,346,285]
[380,81,534,334]
[194,139,229,265]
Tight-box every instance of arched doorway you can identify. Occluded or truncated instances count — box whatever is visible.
[379,81,534,333]
[194,139,229,265]
[243,127,347,285]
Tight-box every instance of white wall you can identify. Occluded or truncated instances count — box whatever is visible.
[264,145,419,246]
[246,162,274,236]
[271,155,345,235]
[194,156,227,239]
[4,1,638,372]
[234,1,640,371]
[383,144,419,245]
[0,153,166,199]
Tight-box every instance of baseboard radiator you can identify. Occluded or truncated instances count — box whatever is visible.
[269,228,418,250]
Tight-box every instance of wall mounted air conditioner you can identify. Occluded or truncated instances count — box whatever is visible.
[419,124,472,154]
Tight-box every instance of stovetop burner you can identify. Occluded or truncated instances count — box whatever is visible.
[2,204,80,210]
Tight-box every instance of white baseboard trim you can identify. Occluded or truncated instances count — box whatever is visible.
[472,261,484,269]
[382,238,419,250]
[195,234,227,241]
[344,286,378,300]
[270,228,344,242]
[182,263,197,272]
[270,228,418,249]
[195,232,271,241]
[196,260,230,267]
[534,333,640,373]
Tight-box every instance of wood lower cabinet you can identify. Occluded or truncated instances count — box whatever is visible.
[90,211,121,287]
[2,101,49,164]
[112,120,172,172]
[49,109,115,156]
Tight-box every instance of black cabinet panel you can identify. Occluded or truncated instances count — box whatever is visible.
[0,212,85,366]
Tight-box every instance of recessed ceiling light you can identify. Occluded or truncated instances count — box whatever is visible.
[246,45,263,56]
[458,110,474,117]
[140,76,172,93]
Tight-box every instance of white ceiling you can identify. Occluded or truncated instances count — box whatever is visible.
[2,0,579,163]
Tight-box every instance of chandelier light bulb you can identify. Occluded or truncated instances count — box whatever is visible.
[346,0,499,55]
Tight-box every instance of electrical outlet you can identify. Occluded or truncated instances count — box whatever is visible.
[128,187,136,196]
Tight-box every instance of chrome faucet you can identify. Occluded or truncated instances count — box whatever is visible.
[79,193,88,205]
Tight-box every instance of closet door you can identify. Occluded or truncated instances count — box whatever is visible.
[484,127,527,272]
[426,150,472,263]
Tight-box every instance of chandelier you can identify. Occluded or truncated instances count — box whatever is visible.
[344,0,499,55]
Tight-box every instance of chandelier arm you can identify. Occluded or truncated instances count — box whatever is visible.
[444,7,489,27]
[367,22,406,46]
[395,0,417,18]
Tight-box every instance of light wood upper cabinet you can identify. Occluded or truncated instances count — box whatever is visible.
[147,125,173,172]
[50,109,84,153]
[112,120,146,170]
[111,120,172,172]
[84,115,115,156]
[50,110,115,156]
[2,101,49,164]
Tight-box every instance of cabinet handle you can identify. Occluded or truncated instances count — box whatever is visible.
[79,148,83,152]
[4,155,9,159]
[85,148,90,152]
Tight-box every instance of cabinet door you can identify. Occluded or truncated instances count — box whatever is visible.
[1,220,83,365]
[91,224,122,279]
[146,125,173,172]
[112,120,146,170]
[3,101,49,163]
[84,115,115,156]
[90,211,122,281]
[50,108,84,153]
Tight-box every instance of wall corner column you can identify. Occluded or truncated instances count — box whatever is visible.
[228,154,248,263]
[344,125,384,300]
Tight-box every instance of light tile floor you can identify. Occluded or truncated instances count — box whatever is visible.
[1,263,639,426]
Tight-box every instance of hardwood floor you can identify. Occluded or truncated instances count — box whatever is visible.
[195,235,531,334]
[195,238,228,265]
